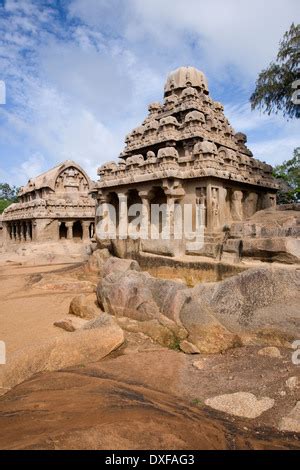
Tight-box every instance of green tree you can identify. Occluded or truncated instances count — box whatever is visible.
[273,147,300,203]
[250,23,300,119]
[0,183,19,213]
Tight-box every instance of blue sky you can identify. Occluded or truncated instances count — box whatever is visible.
[0,0,299,186]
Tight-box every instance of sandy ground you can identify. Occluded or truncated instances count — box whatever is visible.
[1,263,72,353]
[0,261,96,355]
[0,248,299,449]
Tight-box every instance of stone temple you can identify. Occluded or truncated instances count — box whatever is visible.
[2,161,95,245]
[94,66,279,258]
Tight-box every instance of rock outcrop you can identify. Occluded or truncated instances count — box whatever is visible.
[227,208,300,264]
[279,402,300,433]
[193,266,300,340]
[205,392,275,419]
[96,257,300,353]
[69,294,101,319]
[0,321,124,395]
[85,248,111,275]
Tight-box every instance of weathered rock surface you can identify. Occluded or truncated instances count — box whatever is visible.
[98,270,157,320]
[279,402,300,433]
[192,359,205,370]
[179,340,200,354]
[69,294,100,319]
[83,312,118,330]
[205,392,275,418]
[175,289,241,354]
[1,349,300,450]
[96,258,300,354]
[85,248,111,274]
[97,263,236,352]
[229,209,300,264]
[102,257,140,277]
[116,316,181,349]
[194,266,300,338]
[54,317,89,332]
[0,322,124,394]
[258,347,282,358]
[285,376,299,391]
[54,319,76,332]
[241,237,300,264]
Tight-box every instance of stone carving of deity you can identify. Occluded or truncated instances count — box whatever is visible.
[196,188,206,207]
[231,190,243,221]
[244,192,258,218]
[211,187,219,228]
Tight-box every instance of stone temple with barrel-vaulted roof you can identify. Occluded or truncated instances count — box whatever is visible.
[94,66,279,259]
[2,160,95,245]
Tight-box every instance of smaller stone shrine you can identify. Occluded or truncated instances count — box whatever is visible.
[2,160,95,245]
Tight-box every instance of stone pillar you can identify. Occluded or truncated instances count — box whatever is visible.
[20,222,26,242]
[3,222,10,244]
[95,194,116,243]
[138,191,150,240]
[206,184,213,231]
[118,192,128,239]
[16,222,21,242]
[3,223,8,244]
[32,221,37,242]
[166,195,176,240]
[95,194,107,225]
[96,194,108,221]
[82,221,90,239]
[26,221,31,241]
[65,222,73,240]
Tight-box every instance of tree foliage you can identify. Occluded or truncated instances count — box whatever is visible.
[0,183,19,213]
[273,147,300,203]
[250,23,300,119]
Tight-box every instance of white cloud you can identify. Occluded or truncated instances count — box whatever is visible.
[0,153,46,187]
[17,153,46,183]
[70,0,300,80]
[224,102,277,133]
[251,137,300,166]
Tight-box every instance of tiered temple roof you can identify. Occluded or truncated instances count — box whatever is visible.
[4,160,95,221]
[96,66,278,191]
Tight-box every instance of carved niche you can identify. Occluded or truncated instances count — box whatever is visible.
[55,167,89,194]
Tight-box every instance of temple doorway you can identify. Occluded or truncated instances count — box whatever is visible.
[72,220,83,239]
[59,222,68,239]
